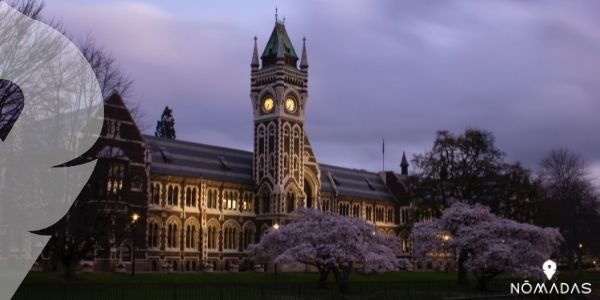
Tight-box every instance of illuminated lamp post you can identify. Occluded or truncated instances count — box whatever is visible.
[131,212,140,276]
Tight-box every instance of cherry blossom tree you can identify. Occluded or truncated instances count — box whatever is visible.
[249,209,403,293]
[412,202,563,290]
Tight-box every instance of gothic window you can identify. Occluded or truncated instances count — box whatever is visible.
[261,190,270,214]
[242,226,256,250]
[286,192,295,213]
[257,125,266,169]
[106,119,120,138]
[242,193,253,212]
[167,185,179,206]
[283,154,289,177]
[185,187,197,207]
[148,222,160,248]
[231,192,238,210]
[207,189,218,209]
[386,207,394,223]
[223,224,239,250]
[268,154,276,178]
[292,155,299,173]
[207,224,218,250]
[322,198,330,212]
[222,190,238,210]
[185,225,196,249]
[192,189,197,207]
[375,207,384,222]
[366,206,373,221]
[257,156,265,179]
[131,176,143,191]
[352,204,360,218]
[338,203,350,216]
[150,183,161,205]
[166,223,178,248]
[106,161,127,196]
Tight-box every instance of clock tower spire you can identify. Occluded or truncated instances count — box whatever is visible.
[250,21,320,223]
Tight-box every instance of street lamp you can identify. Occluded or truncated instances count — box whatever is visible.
[442,234,451,273]
[131,212,139,276]
[273,223,280,274]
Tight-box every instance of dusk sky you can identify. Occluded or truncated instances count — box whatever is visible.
[42,0,600,186]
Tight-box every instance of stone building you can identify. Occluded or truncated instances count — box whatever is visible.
[41,20,431,273]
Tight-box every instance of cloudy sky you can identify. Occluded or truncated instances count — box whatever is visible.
[42,0,600,185]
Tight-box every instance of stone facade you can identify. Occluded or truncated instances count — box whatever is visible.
[35,21,434,273]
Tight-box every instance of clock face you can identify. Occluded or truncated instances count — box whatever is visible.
[285,97,297,113]
[262,97,274,113]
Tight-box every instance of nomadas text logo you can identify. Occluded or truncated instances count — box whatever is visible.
[510,260,592,295]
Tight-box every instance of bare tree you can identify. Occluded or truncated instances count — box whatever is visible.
[1,0,146,130]
[538,148,600,274]
[1,0,145,279]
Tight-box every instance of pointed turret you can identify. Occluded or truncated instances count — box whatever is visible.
[300,37,308,71]
[260,22,299,67]
[251,36,259,70]
[400,152,409,175]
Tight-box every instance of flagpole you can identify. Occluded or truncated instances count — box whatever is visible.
[382,138,385,171]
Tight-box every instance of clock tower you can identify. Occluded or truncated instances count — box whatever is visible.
[250,20,320,223]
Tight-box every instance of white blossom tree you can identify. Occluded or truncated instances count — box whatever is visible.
[249,209,403,293]
[412,202,563,290]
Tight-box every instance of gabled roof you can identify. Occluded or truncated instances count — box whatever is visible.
[145,135,397,203]
[145,135,254,185]
[261,22,298,66]
[319,164,397,203]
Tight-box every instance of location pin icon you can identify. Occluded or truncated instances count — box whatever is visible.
[543,260,557,280]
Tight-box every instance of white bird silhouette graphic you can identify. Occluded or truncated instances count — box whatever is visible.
[0,2,103,299]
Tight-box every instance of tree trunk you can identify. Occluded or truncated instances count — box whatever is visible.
[317,267,330,289]
[457,250,468,287]
[62,256,79,280]
[332,265,352,294]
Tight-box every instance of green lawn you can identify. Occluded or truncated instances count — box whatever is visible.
[22,271,465,284]
[15,271,600,300]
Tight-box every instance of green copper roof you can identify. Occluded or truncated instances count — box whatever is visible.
[261,22,298,60]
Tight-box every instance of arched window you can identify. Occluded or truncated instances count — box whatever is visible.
[148,222,160,248]
[167,185,179,206]
[223,224,239,251]
[185,187,197,207]
[192,189,197,207]
[242,225,256,250]
[207,223,218,250]
[151,183,161,205]
[352,204,360,218]
[207,189,218,209]
[185,225,196,249]
[223,191,238,210]
[366,206,373,221]
[167,223,178,248]
[261,190,270,214]
[106,161,126,196]
[242,193,253,212]
[286,192,295,213]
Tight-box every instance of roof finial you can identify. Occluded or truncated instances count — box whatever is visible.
[400,151,409,176]
[275,7,278,23]
[251,36,259,69]
[300,36,308,70]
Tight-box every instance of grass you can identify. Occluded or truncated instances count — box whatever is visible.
[22,271,466,284]
[15,271,600,300]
